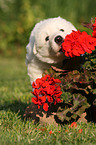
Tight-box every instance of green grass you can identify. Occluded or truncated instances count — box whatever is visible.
[0,57,96,145]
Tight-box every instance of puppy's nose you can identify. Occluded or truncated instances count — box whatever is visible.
[55,35,63,45]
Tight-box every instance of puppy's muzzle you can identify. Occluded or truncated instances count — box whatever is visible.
[55,35,64,45]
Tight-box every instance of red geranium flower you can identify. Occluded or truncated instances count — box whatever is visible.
[92,17,96,38]
[69,122,77,128]
[32,94,46,109]
[49,130,53,134]
[78,129,83,134]
[62,30,96,57]
[31,75,62,111]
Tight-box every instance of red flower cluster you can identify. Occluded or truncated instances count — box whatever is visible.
[61,30,96,57]
[92,17,96,38]
[31,74,62,111]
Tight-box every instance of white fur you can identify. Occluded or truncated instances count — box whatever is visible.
[26,17,77,84]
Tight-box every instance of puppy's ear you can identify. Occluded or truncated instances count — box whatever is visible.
[26,30,37,64]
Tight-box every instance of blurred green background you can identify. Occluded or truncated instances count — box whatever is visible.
[0,0,96,59]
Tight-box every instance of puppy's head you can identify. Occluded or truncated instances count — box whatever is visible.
[26,17,77,64]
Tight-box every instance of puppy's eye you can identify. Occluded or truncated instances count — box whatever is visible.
[45,36,49,41]
[60,29,64,32]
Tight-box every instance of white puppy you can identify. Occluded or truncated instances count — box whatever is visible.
[26,17,77,84]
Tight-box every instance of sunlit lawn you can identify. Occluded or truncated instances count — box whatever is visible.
[0,57,96,145]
